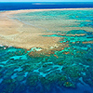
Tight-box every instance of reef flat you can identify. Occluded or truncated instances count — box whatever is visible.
[0,8,93,93]
[0,8,93,49]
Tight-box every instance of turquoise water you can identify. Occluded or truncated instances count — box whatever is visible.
[0,10,93,93]
[14,10,93,30]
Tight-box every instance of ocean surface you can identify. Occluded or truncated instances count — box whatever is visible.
[0,2,93,93]
[0,2,93,11]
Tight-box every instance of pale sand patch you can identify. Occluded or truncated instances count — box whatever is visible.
[0,9,61,49]
[2,8,93,15]
[0,8,93,49]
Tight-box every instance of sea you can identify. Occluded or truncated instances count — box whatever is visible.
[0,2,93,11]
[0,2,93,93]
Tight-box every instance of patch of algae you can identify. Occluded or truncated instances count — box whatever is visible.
[26,75,39,89]
[63,82,75,88]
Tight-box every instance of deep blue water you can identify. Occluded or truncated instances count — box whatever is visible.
[0,2,93,11]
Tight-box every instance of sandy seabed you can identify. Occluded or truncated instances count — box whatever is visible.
[0,8,93,49]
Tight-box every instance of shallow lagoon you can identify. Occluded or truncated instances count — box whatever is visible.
[14,9,93,30]
[0,9,93,93]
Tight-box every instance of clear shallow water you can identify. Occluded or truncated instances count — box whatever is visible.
[0,10,93,93]
[14,9,93,31]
